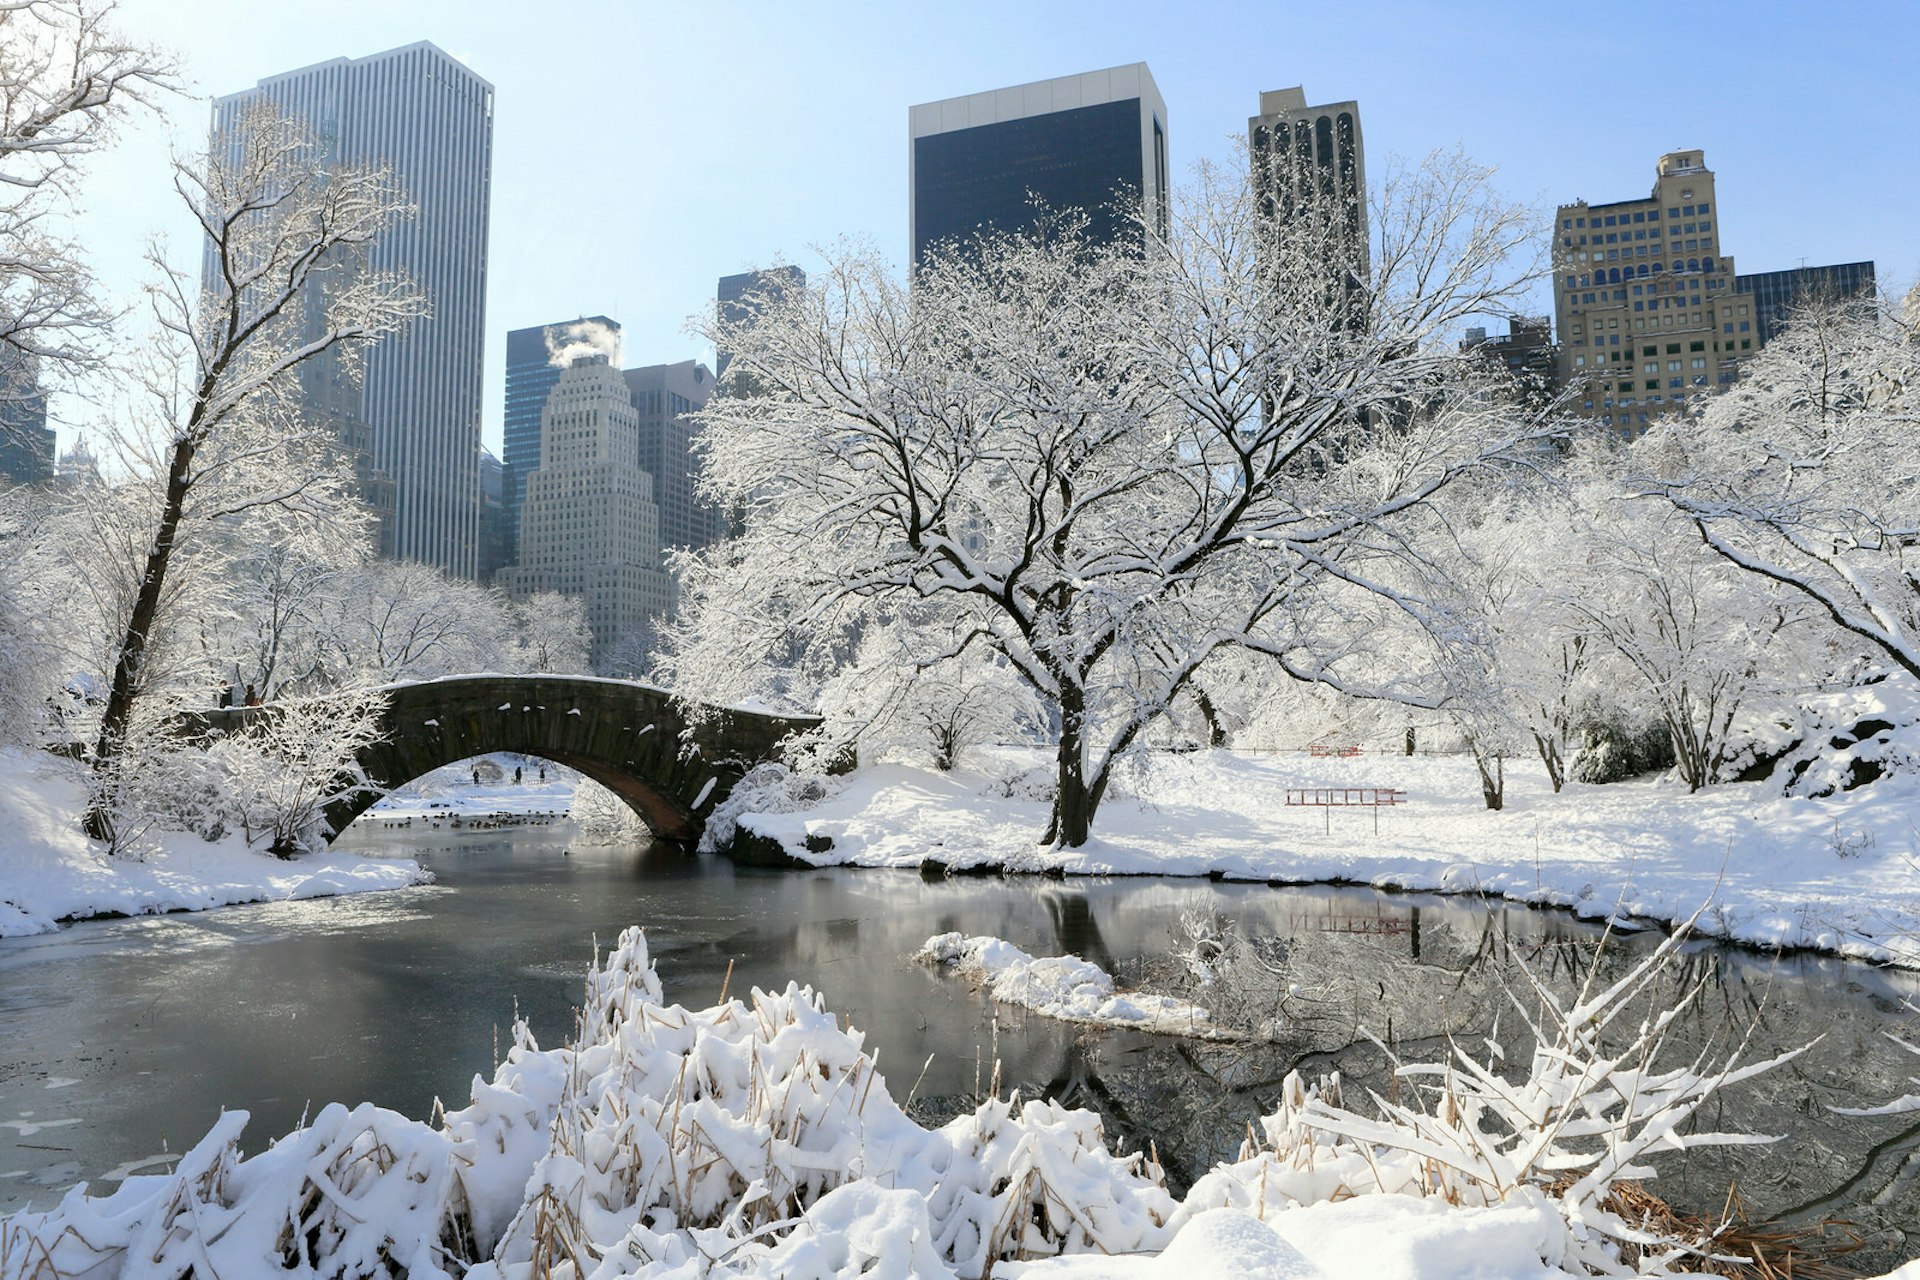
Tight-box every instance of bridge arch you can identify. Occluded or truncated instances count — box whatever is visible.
[199,676,820,846]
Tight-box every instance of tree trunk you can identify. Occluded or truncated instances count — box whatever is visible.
[1192,688,1228,749]
[1404,725,1416,756]
[1471,742,1505,811]
[84,434,196,842]
[1532,731,1565,792]
[1046,679,1096,847]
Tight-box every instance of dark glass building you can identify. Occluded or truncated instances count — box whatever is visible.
[909,64,1168,265]
[0,349,53,486]
[1735,262,1877,345]
[504,316,621,566]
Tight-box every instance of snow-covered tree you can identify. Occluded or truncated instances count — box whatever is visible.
[0,0,173,376]
[1424,479,1602,800]
[208,688,386,856]
[666,152,1557,846]
[1658,294,1920,684]
[84,103,423,841]
[315,559,514,685]
[1570,468,1809,793]
[510,590,591,674]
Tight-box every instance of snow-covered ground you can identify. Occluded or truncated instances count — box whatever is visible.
[0,748,430,939]
[740,748,1920,968]
[353,757,576,825]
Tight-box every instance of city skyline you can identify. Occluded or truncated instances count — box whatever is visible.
[58,0,1920,464]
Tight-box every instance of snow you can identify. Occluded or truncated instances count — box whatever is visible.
[741,748,1920,968]
[353,757,576,823]
[917,932,1235,1039]
[6,926,1908,1279]
[0,748,429,939]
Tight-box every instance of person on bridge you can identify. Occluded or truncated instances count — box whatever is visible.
[217,681,233,709]
[243,684,261,707]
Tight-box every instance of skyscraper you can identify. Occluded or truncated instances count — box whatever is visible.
[623,360,721,554]
[1553,150,1752,435]
[909,63,1169,264]
[497,358,673,668]
[716,268,805,382]
[1248,87,1369,297]
[505,317,621,567]
[212,41,494,576]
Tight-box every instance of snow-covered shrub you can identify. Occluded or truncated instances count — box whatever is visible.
[1184,920,1810,1275]
[83,694,208,858]
[206,689,387,857]
[0,1103,478,1280]
[1569,699,1674,785]
[697,760,842,854]
[983,762,1055,803]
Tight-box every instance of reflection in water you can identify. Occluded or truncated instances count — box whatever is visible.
[0,827,1914,1267]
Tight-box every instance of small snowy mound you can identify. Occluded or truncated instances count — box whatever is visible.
[917,932,1238,1040]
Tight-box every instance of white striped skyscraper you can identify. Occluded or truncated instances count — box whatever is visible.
[212,41,494,576]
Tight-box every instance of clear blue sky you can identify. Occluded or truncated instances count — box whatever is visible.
[71,0,1920,455]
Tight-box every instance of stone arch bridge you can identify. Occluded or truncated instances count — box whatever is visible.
[191,675,821,847]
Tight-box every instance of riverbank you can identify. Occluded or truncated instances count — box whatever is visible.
[0,749,430,938]
[735,748,1920,968]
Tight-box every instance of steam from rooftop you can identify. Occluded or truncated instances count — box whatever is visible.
[546,318,622,369]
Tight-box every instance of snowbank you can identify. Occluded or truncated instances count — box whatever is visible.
[0,748,429,938]
[5,927,1904,1279]
[917,931,1237,1040]
[738,749,1920,968]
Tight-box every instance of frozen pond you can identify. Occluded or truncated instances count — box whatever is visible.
[2,825,1917,1266]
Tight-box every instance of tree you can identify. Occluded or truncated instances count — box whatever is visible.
[1570,468,1807,793]
[1658,295,1920,683]
[208,688,385,856]
[0,0,173,375]
[83,103,423,841]
[511,590,591,674]
[1425,478,1600,798]
[314,559,514,685]
[665,151,1555,846]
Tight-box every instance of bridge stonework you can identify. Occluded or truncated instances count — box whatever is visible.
[199,676,820,847]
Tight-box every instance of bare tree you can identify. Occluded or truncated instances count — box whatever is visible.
[84,103,423,841]
[666,151,1556,846]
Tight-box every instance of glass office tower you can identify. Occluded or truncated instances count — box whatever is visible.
[909,64,1168,265]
